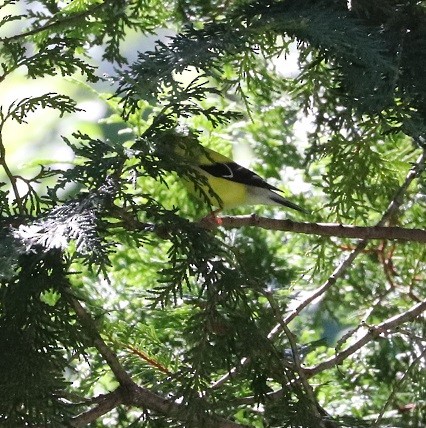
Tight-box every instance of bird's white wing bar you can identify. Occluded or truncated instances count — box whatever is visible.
[199,162,282,192]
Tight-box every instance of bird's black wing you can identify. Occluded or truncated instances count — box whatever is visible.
[199,162,281,192]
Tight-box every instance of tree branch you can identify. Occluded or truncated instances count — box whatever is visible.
[0,119,24,214]
[0,1,108,43]
[214,217,426,243]
[68,296,133,387]
[270,149,426,333]
[372,347,426,427]
[126,383,248,428]
[304,300,426,377]
[261,289,326,427]
[210,149,426,390]
[68,294,248,427]
[71,389,124,428]
[233,300,426,406]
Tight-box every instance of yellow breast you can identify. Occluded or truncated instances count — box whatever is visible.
[184,169,247,209]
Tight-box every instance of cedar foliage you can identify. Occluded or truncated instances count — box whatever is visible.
[0,1,425,427]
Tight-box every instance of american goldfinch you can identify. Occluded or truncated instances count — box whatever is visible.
[176,143,307,213]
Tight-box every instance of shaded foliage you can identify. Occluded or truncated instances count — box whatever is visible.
[0,0,425,427]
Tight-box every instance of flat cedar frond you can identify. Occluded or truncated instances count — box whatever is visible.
[13,187,114,269]
[0,1,425,427]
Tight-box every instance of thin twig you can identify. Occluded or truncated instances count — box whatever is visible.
[303,300,426,377]
[272,150,426,337]
[210,149,426,390]
[68,294,248,427]
[233,300,426,406]
[71,388,124,428]
[68,296,133,387]
[0,1,108,43]
[372,347,426,428]
[262,290,326,428]
[0,121,24,214]
[126,344,171,375]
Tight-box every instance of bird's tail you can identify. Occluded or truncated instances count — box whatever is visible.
[270,193,309,214]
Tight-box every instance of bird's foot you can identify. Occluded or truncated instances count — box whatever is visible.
[199,209,223,227]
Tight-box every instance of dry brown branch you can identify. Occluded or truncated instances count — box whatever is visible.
[261,290,326,427]
[0,124,24,214]
[71,389,124,428]
[68,296,133,387]
[68,295,248,428]
[215,217,426,243]
[232,300,426,406]
[210,150,426,391]
[304,300,426,377]
[372,347,426,427]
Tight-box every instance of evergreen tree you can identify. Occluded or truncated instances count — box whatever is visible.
[0,0,425,426]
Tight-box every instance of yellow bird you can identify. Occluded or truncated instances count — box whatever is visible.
[175,143,307,213]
